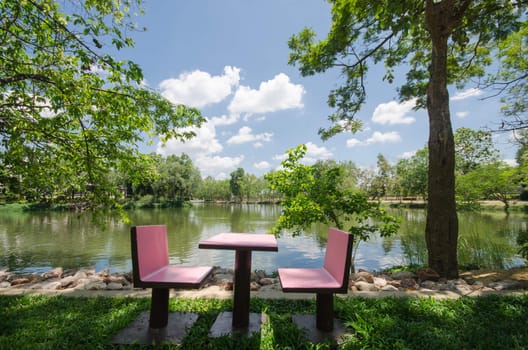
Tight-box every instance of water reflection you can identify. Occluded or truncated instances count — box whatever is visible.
[0,205,526,274]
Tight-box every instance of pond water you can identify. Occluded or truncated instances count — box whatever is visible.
[0,204,526,274]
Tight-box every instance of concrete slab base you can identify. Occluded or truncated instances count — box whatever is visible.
[111,311,199,345]
[208,311,267,337]
[291,315,347,344]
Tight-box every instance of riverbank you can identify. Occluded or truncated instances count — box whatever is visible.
[2,266,527,298]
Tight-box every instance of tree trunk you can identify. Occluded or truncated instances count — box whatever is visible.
[425,1,459,279]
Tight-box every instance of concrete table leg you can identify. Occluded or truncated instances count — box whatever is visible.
[150,288,169,329]
[316,293,334,331]
[233,250,251,328]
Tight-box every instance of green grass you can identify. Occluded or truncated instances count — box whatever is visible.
[1,294,528,349]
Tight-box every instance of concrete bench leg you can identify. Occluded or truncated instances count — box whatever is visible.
[149,288,169,329]
[316,293,334,331]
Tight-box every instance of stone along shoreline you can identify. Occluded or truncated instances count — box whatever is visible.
[1,266,528,296]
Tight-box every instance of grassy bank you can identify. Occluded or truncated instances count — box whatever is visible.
[1,294,527,349]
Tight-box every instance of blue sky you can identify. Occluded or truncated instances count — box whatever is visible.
[122,0,517,179]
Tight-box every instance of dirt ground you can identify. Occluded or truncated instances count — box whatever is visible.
[460,267,528,286]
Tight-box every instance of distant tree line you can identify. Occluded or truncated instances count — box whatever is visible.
[2,127,528,210]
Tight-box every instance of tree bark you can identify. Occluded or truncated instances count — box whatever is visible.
[425,0,459,279]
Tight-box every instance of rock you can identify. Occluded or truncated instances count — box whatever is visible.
[381,285,399,292]
[107,282,123,290]
[0,270,10,282]
[214,267,233,275]
[391,271,415,280]
[0,281,11,288]
[388,280,401,288]
[214,273,233,281]
[259,277,276,286]
[74,271,88,279]
[435,283,451,291]
[454,284,473,294]
[73,278,92,290]
[59,276,77,288]
[416,268,440,282]
[10,278,30,286]
[470,281,484,290]
[420,280,437,290]
[42,281,62,290]
[254,269,267,279]
[222,281,234,291]
[354,281,378,292]
[489,280,525,291]
[352,271,374,283]
[259,284,281,292]
[373,276,387,288]
[400,278,419,289]
[85,281,107,290]
[104,276,128,285]
[42,267,63,280]
[250,282,260,291]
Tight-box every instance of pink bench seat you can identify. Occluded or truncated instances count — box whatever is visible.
[278,227,353,332]
[278,268,342,292]
[140,265,213,287]
[131,225,213,331]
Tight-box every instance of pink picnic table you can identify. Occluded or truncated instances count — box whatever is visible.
[198,232,278,333]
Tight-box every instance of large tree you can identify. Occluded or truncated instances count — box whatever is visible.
[288,0,525,278]
[0,1,205,210]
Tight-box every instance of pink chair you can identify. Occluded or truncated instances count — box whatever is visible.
[130,225,213,330]
[278,227,353,332]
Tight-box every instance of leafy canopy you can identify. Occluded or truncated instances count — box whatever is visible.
[288,0,524,139]
[0,0,205,210]
[265,144,399,241]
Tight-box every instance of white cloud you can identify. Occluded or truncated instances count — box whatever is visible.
[156,120,243,179]
[273,153,288,162]
[346,138,362,148]
[254,161,271,170]
[210,114,240,126]
[372,99,416,125]
[399,150,417,159]
[366,131,401,144]
[228,73,304,114]
[305,142,333,159]
[226,126,273,145]
[302,142,333,164]
[503,158,517,166]
[159,66,240,108]
[157,123,222,157]
[346,131,401,147]
[451,88,483,101]
[455,111,469,118]
[195,155,244,176]
[271,142,332,166]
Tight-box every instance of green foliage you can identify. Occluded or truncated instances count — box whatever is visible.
[230,167,245,202]
[0,0,206,212]
[454,127,499,175]
[340,295,528,349]
[495,21,528,130]
[456,162,517,210]
[395,147,429,199]
[516,229,528,261]
[265,144,399,241]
